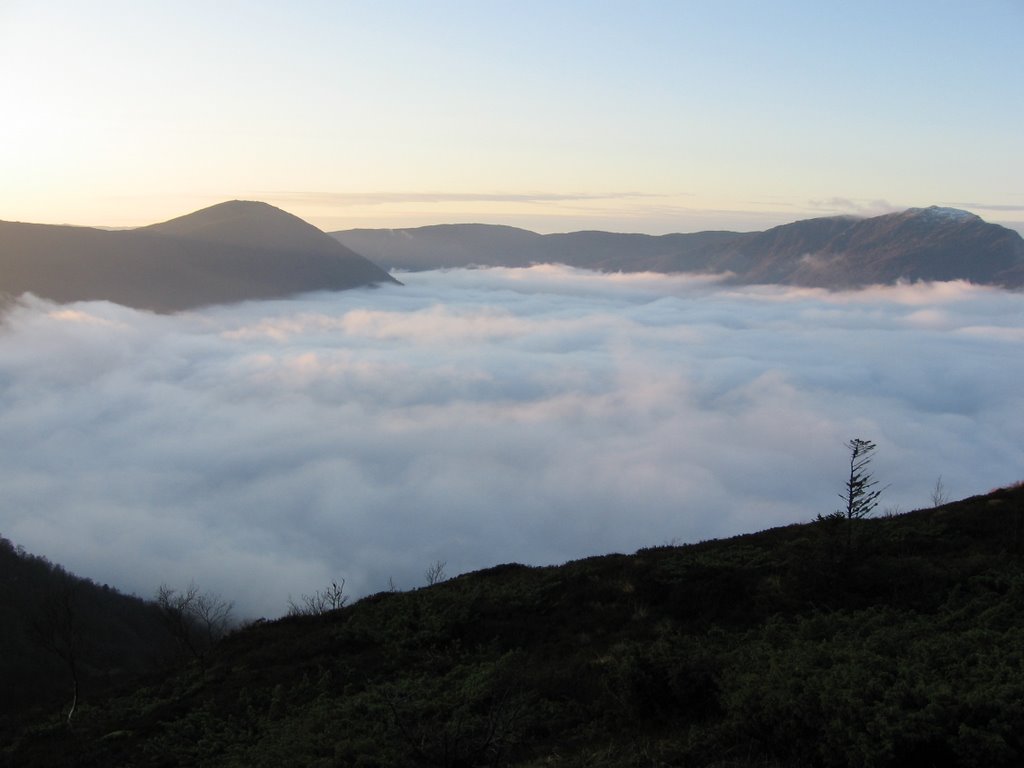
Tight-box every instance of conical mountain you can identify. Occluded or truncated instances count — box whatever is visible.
[144,200,354,255]
[0,201,398,312]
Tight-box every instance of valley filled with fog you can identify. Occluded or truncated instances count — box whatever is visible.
[1,266,1021,618]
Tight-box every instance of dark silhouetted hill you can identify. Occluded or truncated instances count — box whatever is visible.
[0,536,175,732]
[0,201,398,312]
[333,206,1024,288]
[6,483,1024,766]
[336,223,545,270]
[334,223,743,274]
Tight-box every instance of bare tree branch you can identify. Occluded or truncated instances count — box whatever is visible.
[424,560,448,586]
[32,577,82,723]
[156,581,233,664]
[287,580,347,616]
[930,475,950,507]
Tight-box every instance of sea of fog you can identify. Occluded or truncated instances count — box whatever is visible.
[1,265,1022,618]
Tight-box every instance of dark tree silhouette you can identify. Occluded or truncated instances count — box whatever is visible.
[287,580,348,616]
[820,438,882,552]
[32,577,83,723]
[156,582,233,665]
[424,560,448,586]
[839,438,882,522]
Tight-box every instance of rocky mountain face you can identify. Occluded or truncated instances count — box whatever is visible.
[715,207,1024,287]
[333,207,1024,288]
[0,201,398,312]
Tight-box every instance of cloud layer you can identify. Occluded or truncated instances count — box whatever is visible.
[1,268,1021,617]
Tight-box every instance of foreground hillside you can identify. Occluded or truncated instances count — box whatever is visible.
[5,485,1024,767]
[0,538,175,727]
[0,201,398,312]
[334,206,1024,289]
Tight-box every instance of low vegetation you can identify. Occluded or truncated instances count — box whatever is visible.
[3,482,1024,766]
[0,539,176,733]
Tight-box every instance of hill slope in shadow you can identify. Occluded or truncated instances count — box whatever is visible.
[6,483,1024,767]
[0,201,398,313]
[334,206,1024,288]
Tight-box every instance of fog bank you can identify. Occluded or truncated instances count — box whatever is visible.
[1,267,1021,617]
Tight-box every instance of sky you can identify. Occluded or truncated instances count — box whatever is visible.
[1,0,1022,235]
[1,269,1022,618]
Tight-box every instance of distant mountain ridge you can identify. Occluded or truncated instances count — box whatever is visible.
[0,201,398,312]
[4,203,1019,312]
[333,206,1024,288]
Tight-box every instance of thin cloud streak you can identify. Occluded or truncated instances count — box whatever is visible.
[946,202,1024,213]
[806,197,902,217]
[0,268,1021,617]
[265,191,671,208]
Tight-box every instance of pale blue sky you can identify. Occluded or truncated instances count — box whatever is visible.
[1,0,1021,233]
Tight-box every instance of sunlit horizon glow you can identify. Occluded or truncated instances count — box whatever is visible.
[1,1,1022,235]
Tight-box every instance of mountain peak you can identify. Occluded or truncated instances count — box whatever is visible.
[904,205,981,223]
[0,201,398,311]
[142,199,337,254]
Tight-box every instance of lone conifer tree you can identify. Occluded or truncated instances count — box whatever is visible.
[840,438,881,523]
[820,438,882,552]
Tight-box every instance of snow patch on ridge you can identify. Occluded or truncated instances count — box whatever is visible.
[911,206,979,222]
